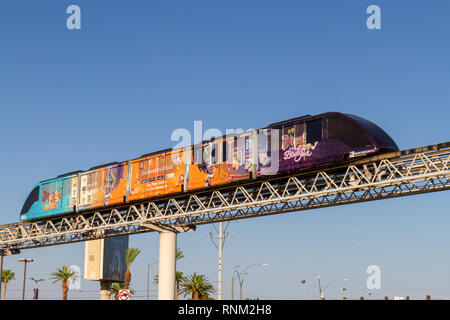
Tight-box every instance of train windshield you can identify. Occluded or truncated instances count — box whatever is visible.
[347,115,399,151]
[21,186,39,215]
[327,117,372,148]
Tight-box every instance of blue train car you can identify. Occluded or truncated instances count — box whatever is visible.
[20,174,78,221]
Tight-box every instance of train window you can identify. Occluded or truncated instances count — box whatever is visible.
[346,114,398,151]
[211,143,218,164]
[197,142,219,165]
[327,117,371,148]
[157,156,165,177]
[203,143,212,165]
[223,138,236,164]
[281,126,294,150]
[21,186,39,215]
[193,145,202,164]
[258,129,271,154]
[294,123,305,147]
[306,119,323,144]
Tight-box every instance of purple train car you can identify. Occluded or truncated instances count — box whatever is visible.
[257,112,399,175]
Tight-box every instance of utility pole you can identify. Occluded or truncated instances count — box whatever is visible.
[218,222,223,300]
[209,221,230,300]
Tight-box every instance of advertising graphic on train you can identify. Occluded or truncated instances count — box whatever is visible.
[41,176,78,213]
[19,112,400,222]
[128,148,185,201]
[187,133,252,191]
[79,163,127,209]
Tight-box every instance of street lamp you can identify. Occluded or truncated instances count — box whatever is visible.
[18,258,33,300]
[231,263,268,300]
[317,273,347,300]
[300,280,306,300]
[30,278,44,300]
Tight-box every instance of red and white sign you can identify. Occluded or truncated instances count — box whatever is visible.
[119,289,130,300]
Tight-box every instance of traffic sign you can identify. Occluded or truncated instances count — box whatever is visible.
[119,289,130,300]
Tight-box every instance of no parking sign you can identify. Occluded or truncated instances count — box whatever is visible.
[119,289,130,301]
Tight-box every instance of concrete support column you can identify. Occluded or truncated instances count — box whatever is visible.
[158,231,177,300]
[100,281,111,300]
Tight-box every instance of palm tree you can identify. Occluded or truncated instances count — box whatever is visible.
[175,248,185,261]
[124,247,141,289]
[180,273,215,300]
[1,270,15,300]
[50,265,79,300]
[175,271,186,300]
[110,282,135,300]
[174,248,185,300]
[154,271,186,300]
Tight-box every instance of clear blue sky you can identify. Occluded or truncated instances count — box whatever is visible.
[0,0,449,300]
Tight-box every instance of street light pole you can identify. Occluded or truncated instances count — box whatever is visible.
[341,288,347,300]
[231,265,240,300]
[317,273,347,300]
[232,264,268,300]
[300,280,306,300]
[317,274,323,300]
[18,258,33,300]
[30,278,44,300]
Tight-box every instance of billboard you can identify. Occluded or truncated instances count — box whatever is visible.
[84,234,129,282]
[102,235,128,282]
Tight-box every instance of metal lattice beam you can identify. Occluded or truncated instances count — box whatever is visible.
[1,142,449,251]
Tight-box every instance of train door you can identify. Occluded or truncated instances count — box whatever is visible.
[61,176,77,211]
[187,141,221,190]
[154,154,166,196]
[257,128,279,175]
[129,156,153,201]
[102,164,127,206]
[164,148,185,195]
[279,123,306,171]
[222,133,252,182]
[79,170,103,209]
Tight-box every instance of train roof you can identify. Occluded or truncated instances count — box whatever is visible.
[137,148,172,159]
[268,114,312,127]
[89,162,120,171]
[57,170,84,178]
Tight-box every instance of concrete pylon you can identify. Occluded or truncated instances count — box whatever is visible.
[158,231,177,300]
[100,281,111,300]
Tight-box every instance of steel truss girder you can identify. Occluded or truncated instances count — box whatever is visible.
[1,142,449,251]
